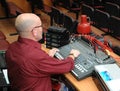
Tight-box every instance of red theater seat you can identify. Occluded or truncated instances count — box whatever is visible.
[7,2,24,16]
[0,40,9,51]
[0,31,6,40]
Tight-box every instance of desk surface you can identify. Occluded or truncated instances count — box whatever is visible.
[42,42,120,91]
[64,51,120,91]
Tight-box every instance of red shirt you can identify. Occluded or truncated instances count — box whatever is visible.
[5,36,74,91]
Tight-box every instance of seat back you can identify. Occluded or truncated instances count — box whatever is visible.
[0,0,6,7]
[63,14,74,33]
[94,0,105,6]
[0,31,6,40]
[53,0,70,9]
[62,0,71,9]
[28,0,44,9]
[109,16,120,37]
[94,9,110,32]
[0,40,9,51]
[104,0,115,3]
[0,0,9,18]
[113,0,120,6]
[28,0,52,16]
[82,4,94,24]
[7,2,24,16]
[51,7,64,26]
[83,0,93,6]
[71,0,82,8]
[105,2,120,17]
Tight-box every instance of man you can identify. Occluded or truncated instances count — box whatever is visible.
[5,13,80,91]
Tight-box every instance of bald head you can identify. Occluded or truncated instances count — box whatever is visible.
[15,13,41,33]
[15,13,43,41]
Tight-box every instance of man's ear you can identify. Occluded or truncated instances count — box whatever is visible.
[32,29,37,37]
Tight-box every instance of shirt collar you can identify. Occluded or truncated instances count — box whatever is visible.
[18,36,41,49]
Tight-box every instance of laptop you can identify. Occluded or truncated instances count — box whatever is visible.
[94,63,120,91]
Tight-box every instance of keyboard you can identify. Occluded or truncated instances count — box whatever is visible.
[54,38,115,80]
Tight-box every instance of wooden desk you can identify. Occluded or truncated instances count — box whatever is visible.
[42,43,120,91]
[64,51,120,91]
[64,74,99,91]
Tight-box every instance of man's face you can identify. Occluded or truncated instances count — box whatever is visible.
[31,20,43,41]
[35,25,43,41]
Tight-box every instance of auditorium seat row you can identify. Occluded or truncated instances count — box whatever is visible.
[104,0,120,6]
[30,0,81,20]
[49,6,78,34]
[104,2,120,18]
[82,4,120,40]
[50,0,82,19]
[82,0,105,11]
[0,0,24,19]
[83,0,120,9]
[83,1,120,17]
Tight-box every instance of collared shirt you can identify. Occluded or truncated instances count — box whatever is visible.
[5,36,74,91]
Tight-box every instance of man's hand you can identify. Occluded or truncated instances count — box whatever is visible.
[48,48,59,57]
[69,49,80,59]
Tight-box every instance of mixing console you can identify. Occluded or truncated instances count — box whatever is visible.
[54,36,115,80]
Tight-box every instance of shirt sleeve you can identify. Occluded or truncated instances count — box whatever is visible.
[28,49,74,75]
